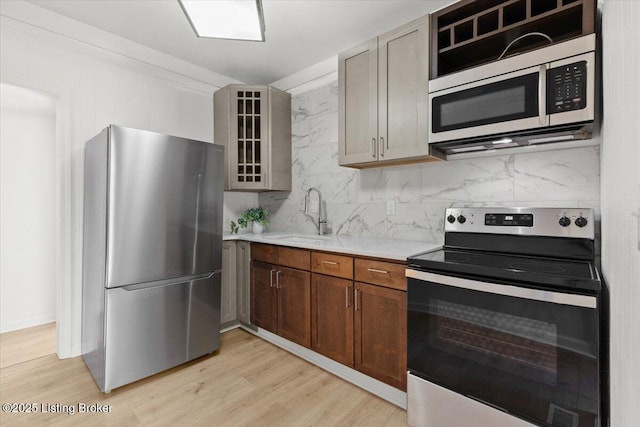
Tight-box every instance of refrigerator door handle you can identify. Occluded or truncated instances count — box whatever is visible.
[121,272,214,292]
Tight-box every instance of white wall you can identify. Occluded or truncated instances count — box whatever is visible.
[0,83,57,332]
[600,1,640,426]
[0,1,257,355]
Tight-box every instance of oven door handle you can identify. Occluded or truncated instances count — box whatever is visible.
[405,269,596,309]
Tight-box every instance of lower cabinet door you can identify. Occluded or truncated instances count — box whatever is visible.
[251,261,277,333]
[311,273,354,366]
[277,266,311,347]
[354,281,407,390]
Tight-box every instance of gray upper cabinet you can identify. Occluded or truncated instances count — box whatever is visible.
[339,15,441,168]
[214,85,292,191]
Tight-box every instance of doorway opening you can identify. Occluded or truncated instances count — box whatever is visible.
[0,83,57,366]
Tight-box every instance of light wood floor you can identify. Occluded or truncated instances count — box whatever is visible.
[0,322,56,369]
[0,327,407,426]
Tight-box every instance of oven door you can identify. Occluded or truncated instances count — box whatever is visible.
[407,269,600,427]
[429,65,548,143]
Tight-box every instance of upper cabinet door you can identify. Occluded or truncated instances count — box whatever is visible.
[378,16,430,162]
[338,38,378,166]
[106,126,223,288]
[215,85,291,192]
[229,87,269,191]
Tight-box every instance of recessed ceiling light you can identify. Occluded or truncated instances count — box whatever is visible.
[179,0,266,42]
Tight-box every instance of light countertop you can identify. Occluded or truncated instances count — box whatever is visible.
[223,231,441,261]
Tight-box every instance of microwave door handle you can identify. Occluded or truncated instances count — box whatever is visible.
[539,64,549,126]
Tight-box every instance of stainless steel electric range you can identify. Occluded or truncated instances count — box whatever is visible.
[406,207,607,427]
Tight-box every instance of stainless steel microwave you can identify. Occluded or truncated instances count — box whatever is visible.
[428,34,596,157]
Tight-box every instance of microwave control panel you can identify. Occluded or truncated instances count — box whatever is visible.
[548,61,587,113]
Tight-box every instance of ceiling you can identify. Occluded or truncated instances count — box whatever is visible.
[26,0,450,84]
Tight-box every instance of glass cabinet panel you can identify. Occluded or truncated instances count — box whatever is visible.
[235,90,263,185]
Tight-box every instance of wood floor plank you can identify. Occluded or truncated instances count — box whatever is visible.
[0,322,56,369]
[0,327,407,426]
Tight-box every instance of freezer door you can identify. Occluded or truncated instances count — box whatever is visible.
[103,273,221,392]
[106,126,223,288]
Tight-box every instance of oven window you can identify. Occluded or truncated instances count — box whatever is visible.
[435,300,558,378]
[408,277,600,427]
[432,73,539,133]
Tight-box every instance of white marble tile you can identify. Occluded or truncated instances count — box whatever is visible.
[421,155,515,202]
[357,164,422,204]
[291,81,338,122]
[321,171,359,204]
[357,168,387,203]
[513,146,600,201]
[387,202,450,244]
[330,203,387,238]
[294,144,334,177]
[385,164,423,203]
[292,112,338,149]
[260,203,318,235]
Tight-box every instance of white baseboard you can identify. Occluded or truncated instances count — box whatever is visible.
[0,315,56,334]
[220,321,240,333]
[238,325,407,409]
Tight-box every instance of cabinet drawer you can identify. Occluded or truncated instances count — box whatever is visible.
[278,247,310,271]
[312,252,353,279]
[251,243,277,264]
[354,258,406,291]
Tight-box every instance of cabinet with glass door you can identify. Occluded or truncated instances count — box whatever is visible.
[214,85,291,191]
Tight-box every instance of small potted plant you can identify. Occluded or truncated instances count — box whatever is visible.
[230,207,269,234]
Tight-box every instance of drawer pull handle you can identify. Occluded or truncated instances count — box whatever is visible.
[367,268,389,274]
[321,260,338,266]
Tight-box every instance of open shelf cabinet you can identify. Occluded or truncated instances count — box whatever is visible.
[430,0,595,78]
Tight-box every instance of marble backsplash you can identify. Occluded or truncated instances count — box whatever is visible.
[258,80,600,244]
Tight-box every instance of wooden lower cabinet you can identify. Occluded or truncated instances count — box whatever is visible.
[311,273,354,366]
[311,273,407,391]
[250,259,311,348]
[251,261,277,334]
[277,267,311,347]
[354,282,407,390]
[252,243,407,390]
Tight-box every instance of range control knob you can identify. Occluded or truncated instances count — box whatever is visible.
[457,215,467,224]
[447,215,456,224]
[575,216,588,228]
[558,216,571,227]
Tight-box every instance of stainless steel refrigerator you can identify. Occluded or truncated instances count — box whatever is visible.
[81,125,223,393]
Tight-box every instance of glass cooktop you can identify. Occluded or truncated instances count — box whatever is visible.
[408,249,600,292]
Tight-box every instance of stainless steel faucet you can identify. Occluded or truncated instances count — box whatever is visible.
[304,187,327,235]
